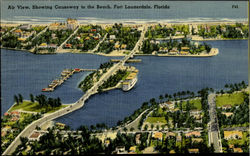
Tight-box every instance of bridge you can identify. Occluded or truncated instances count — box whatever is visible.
[2,25,148,155]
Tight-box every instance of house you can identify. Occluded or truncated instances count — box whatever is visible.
[49,22,67,30]
[91,29,97,32]
[29,131,43,141]
[190,110,202,116]
[169,150,175,154]
[114,146,127,154]
[180,51,189,55]
[39,43,48,48]
[104,139,110,147]
[222,105,232,110]
[65,44,72,48]
[114,44,120,49]
[224,131,243,140]
[185,131,201,137]
[2,126,12,132]
[165,132,175,138]
[4,112,9,116]
[191,138,203,143]
[19,24,31,30]
[121,44,127,49]
[168,49,179,55]
[159,47,168,53]
[11,116,19,121]
[229,144,234,149]
[85,37,90,40]
[1,131,7,137]
[135,134,141,145]
[161,101,175,110]
[18,37,27,42]
[176,133,182,142]
[190,110,202,119]
[129,146,136,152]
[10,111,20,117]
[110,35,116,39]
[66,18,78,30]
[152,132,163,140]
[233,148,243,153]
[175,31,183,35]
[222,112,233,117]
[89,33,94,37]
[181,47,190,51]
[13,29,22,36]
[150,40,155,44]
[188,149,199,153]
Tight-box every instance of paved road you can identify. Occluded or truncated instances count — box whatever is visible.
[208,93,222,153]
[3,25,148,155]
[56,26,80,52]
[91,33,108,52]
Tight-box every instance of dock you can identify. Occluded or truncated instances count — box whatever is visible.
[42,68,97,92]
[110,59,142,63]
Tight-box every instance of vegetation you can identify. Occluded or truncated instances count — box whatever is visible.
[1,113,41,154]
[145,117,167,124]
[142,37,211,54]
[78,62,114,92]
[64,25,106,51]
[217,92,249,126]
[216,92,246,107]
[179,99,202,111]
[98,23,141,54]
[98,69,127,91]
[197,23,249,39]
[10,94,65,114]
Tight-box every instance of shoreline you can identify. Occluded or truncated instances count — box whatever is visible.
[1,46,220,57]
[0,20,248,27]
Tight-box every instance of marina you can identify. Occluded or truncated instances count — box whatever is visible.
[42,68,97,92]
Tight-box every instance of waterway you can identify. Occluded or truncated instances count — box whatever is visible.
[1,40,248,129]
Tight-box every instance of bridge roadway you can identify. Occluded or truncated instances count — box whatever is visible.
[208,93,223,153]
[3,25,148,155]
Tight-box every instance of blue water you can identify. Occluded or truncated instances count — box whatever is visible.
[1,40,248,129]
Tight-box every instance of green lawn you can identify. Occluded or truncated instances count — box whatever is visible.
[180,99,202,111]
[9,101,67,113]
[145,117,167,124]
[216,92,245,107]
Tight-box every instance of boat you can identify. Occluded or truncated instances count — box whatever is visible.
[122,71,138,91]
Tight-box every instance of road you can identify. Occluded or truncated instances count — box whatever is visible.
[91,33,108,52]
[56,26,80,52]
[208,93,222,153]
[3,25,148,155]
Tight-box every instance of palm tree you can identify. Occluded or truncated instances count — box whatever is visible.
[30,94,34,103]
[14,95,19,105]
[159,95,164,103]
[151,124,154,130]
[18,94,23,103]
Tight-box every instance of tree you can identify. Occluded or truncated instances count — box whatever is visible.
[30,94,34,103]
[14,95,19,105]
[151,124,154,130]
[159,95,164,103]
[144,124,148,131]
[156,125,160,130]
[18,94,23,103]
[130,127,135,131]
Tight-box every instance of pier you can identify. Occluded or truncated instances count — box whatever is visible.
[42,68,97,92]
